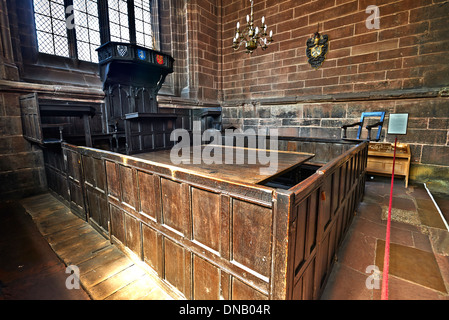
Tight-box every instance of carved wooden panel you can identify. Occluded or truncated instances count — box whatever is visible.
[83,155,95,187]
[120,165,136,210]
[125,213,141,258]
[191,188,220,253]
[164,237,188,296]
[319,177,332,236]
[105,160,120,199]
[19,93,43,144]
[110,204,125,244]
[142,223,159,273]
[43,147,69,202]
[292,189,319,283]
[193,255,220,300]
[231,278,268,300]
[86,187,100,227]
[83,155,108,233]
[138,171,157,220]
[94,158,106,191]
[65,149,85,219]
[294,201,307,274]
[315,231,330,291]
[161,178,189,236]
[331,168,340,215]
[292,257,316,300]
[306,190,319,256]
[232,199,272,279]
[339,161,347,202]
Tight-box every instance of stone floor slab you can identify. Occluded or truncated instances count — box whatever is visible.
[375,240,447,294]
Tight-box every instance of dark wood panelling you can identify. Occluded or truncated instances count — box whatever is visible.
[231,277,268,300]
[232,199,272,278]
[83,155,95,186]
[220,195,231,260]
[164,237,187,296]
[105,160,120,199]
[294,201,307,274]
[306,190,319,258]
[94,158,106,191]
[19,93,43,144]
[292,257,316,300]
[193,255,220,300]
[192,188,220,253]
[142,223,159,272]
[110,204,125,244]
[125,213,141,258]
[138,171,157,220]
[65,148,86,219]
[220,271,231,300]
[120,165,136,210]
[288,142,368,300]
[319,177,332,237]
[60,138,368,300]
[83,155,109,233]
[161,178,189,236]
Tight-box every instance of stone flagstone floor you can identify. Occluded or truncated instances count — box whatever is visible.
[321,177,449,300]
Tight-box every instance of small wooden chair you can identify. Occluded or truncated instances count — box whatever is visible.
[341,111,386,141]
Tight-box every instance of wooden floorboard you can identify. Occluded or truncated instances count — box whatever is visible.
[20,193,175,300]
[88,264,146,300]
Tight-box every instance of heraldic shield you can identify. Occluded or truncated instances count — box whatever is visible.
[306,32,329,69]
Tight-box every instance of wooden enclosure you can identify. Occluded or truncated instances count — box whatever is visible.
[50,137,368,300]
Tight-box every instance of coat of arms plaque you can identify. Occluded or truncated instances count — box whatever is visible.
[306,32,329,70]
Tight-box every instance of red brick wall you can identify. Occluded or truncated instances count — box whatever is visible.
[185,0,221,102]
[218,0,449,186]
[221,0,449,101]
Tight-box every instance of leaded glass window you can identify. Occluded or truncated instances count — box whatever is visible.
[108,0,130,42]
[33,0,70,57]
[134,0,153,49]
[32,0,155,63]
[73,0,101,62]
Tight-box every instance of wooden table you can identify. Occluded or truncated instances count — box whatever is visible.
[367,142,411,187]
[135,145,315,185]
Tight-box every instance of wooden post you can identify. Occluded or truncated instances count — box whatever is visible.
[83,114,93,147]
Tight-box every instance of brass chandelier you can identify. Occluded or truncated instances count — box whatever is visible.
[232,0,273,54]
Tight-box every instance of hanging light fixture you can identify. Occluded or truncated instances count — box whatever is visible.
[232,0,273,54]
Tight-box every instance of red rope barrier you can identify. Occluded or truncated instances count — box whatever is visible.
[381,136,398,300]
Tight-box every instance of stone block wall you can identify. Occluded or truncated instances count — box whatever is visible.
[0,91,46,200]
[222,95,449,185]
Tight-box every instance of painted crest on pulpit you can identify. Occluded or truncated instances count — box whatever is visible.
[137,49,146,60]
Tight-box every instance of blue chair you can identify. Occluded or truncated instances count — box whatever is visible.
[341,111,386,141]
